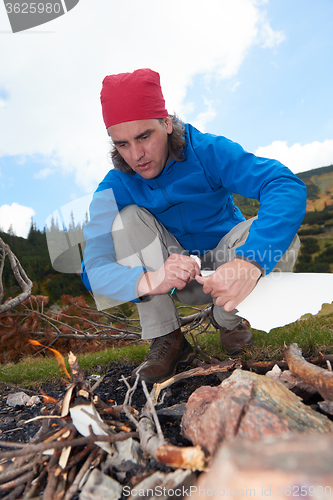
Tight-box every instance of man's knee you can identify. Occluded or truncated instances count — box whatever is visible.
[272,234,301,272]
[112,204,144,232]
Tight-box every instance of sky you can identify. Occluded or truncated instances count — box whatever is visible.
[0,0,333,238]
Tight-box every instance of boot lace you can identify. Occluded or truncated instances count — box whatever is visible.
[147,336,173,361]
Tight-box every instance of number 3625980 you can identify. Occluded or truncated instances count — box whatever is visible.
[5,3,62,14]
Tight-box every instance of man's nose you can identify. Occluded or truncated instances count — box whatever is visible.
[131,143,144,161]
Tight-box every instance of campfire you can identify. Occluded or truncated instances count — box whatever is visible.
[1,344,333,499]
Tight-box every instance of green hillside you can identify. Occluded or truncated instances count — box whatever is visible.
[233,164,333,217]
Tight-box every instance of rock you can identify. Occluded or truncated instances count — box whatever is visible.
[181,369,333,456]
[79,468,122,500]
[125,469,196,500]
[105,437,147,472]
[191,433,333,500]
[318,400,333,416]
[26,395,42,406]
[266,364,318,401]
[6,392,30,406]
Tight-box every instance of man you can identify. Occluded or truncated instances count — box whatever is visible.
[82,68,307,383]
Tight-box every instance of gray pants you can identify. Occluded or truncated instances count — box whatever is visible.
[112,205,300,339]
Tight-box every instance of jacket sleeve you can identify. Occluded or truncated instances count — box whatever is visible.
[190,126,307,274]
[81,181,146,305]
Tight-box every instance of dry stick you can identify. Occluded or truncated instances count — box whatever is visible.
[63,448,99,500]
[0,469,37,493]
[0,245,6,305]
[22,467,48,500]
[2,483,26,500]
[32,308,140,338]
[0,462,34,486]
[180,304,212,326]
[284,343,333,401]
[19,455,42,499]
[0,237,33,313]
[153,360,236,404]
[189,325,225,365]
[0,434,119,460]
[141,380,163,441]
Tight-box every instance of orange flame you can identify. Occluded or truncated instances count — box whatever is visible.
[29,339,71,379]
[41,391,58,404]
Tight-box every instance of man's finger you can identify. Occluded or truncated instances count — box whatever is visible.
[195,275,207,284]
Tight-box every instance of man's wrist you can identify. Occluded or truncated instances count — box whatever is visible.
[234,254,265,276]
[138,270,153,297]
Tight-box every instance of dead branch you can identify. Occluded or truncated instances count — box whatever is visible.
[0,236,33,313]
[179,305,211,326]
[284,343,333,401]
[0,432,138,460]
[153,360,236,403]
[63,448,100,500]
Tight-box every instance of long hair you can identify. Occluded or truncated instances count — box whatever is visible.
[109,114,186,174]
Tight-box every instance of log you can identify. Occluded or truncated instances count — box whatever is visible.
[284,343,333,401]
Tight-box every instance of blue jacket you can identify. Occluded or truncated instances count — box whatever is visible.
[82,124,307,302]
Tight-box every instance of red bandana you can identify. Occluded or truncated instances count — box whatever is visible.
[100,68,168,128]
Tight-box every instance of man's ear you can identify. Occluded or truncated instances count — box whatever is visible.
[164,116,173,134]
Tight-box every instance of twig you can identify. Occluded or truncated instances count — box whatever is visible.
[0,434,128,460]
[121,374,141,428]
[0,237,33,313]
[180,304,212,326]
[0,469,37,493]
[141,380,163,440]
[0,462,34,486]
[63,448,100,500]
[153,360,236,403]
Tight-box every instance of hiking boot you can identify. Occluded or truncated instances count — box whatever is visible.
[210,308,253,356]
[132,328,196,384]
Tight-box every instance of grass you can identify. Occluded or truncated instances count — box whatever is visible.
[0,343,149,387]
[0,312,332,387]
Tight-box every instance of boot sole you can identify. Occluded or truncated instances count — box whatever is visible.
[224,341,253,356]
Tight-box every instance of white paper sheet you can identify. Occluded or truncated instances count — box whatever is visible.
[236,272,333,332]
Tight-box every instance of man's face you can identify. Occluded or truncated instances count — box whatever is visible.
[108,117,173,179]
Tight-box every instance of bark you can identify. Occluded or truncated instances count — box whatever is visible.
[284,343,333,401]
[137,407,206,470]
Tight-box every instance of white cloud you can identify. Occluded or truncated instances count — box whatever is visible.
[191,99,217,132]
[229,81,241,92]
[34,167,54,179]
[0,203,35,238]
[0,0,285,192]
[258,20,285,48]
[255,139,333,174]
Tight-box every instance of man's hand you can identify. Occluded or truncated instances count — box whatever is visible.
[138,254,201,297]
[195,259,261,312]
